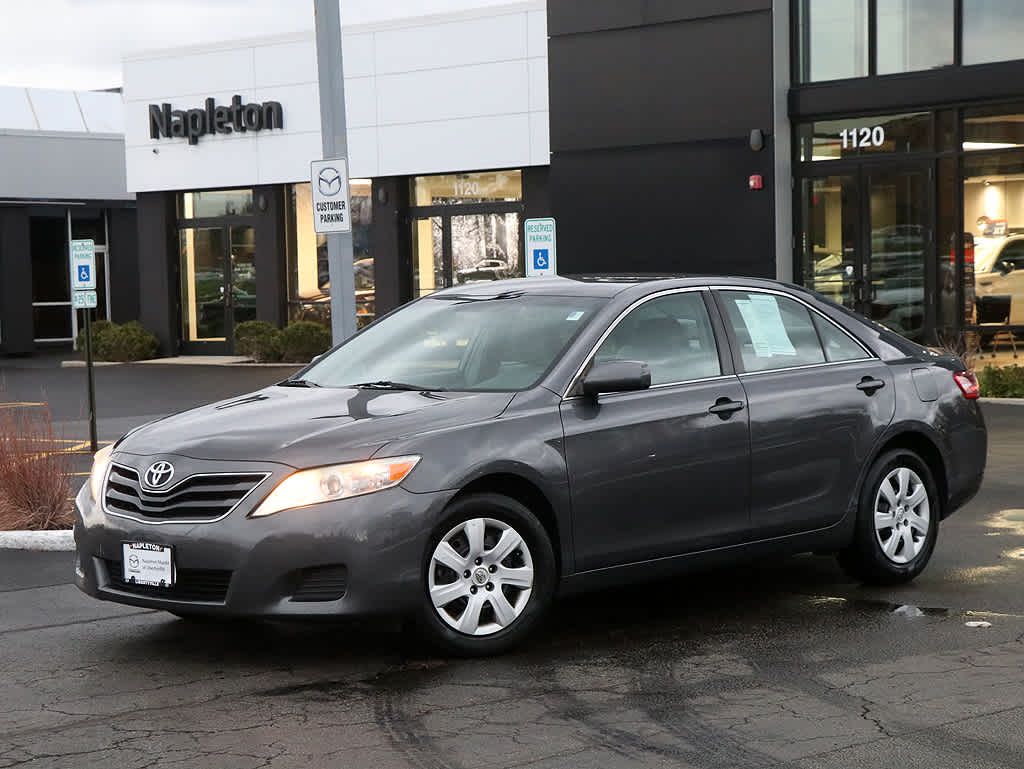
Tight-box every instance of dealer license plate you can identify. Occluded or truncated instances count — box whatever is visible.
[122,542,174,588]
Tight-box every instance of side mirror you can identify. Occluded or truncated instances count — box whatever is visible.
[581,360,651,398]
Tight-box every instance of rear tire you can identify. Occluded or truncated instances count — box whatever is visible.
[838,449,939,585]
[416,493,556,656]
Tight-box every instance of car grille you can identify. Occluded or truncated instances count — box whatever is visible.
[103,559,232,603]
[104,464,268,522]
[290,565,349,602]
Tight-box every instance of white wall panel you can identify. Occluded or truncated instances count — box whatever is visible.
[340,33,376,78]
[255,131,323,185]
[529,111,550,166]
[527,10,548,59]
[254,39,317,88]
[528,57,548,112]
[374,14,528,74]
[0,87,37,130]
[341,77,376,129]
[379,113,531,176]
[124,48,254,102]
[377,60,529,125]
[346,127,380,178]
[124,6,549,192]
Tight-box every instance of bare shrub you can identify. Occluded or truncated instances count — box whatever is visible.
[0,404,73,530]
[935,329,981,373]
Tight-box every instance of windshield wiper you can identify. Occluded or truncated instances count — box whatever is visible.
[277,378,322,388]
[348,380,445,392]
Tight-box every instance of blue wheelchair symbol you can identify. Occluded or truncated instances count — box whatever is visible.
[532,249,549,270]
[78,265,91,282]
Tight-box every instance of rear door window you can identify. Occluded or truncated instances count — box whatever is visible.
[718,291,826,372]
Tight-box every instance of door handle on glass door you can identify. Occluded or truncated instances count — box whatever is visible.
[856,376,886,394]
[708,398,745,417]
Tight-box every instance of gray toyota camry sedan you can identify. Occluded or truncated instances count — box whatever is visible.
[75,276,987,655]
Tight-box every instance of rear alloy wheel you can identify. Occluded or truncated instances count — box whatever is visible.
[838,449,939,585]
[419,493,555,655]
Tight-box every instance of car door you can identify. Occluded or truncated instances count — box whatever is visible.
[560,289,751,572]
[714,288,896,538]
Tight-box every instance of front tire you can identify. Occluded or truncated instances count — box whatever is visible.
[417,493,556,656]
[838,449,939,585]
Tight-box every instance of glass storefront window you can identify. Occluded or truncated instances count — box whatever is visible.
[797,0,868,82]
[963,0,1024,66]
[451,213,521,287]
[963,155,1024,343]
[179,189,254,219]
[877,0,954,75]
[412,170,522,206]
[797,113,931,162]
[963,105,1024,151]
[288,179,374,328]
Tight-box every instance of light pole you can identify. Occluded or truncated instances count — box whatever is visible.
[314,0,357,343]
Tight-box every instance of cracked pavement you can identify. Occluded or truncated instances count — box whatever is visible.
[2,369,1024,767]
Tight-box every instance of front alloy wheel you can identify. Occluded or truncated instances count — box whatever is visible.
[429,517,534,636]
[419,493,555,656]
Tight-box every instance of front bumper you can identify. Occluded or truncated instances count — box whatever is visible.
[73,481,455,618]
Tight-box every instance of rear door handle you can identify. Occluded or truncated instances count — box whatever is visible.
[709,398,745,417]
[856,376,886,394]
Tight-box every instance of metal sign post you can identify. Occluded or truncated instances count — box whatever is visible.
[70,239,98,451]
[314,0,357,344]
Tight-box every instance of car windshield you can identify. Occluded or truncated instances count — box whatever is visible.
[298,293,605,391]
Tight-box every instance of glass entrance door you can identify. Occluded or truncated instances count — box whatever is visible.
[800,166,932,341]
[180,225,257,352]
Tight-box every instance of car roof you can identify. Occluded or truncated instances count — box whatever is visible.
[428,274,796,299]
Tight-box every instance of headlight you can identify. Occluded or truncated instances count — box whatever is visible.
[89,445,113,502]
[249,456,420,518]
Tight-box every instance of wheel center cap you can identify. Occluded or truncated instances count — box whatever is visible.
[473,568,488,585]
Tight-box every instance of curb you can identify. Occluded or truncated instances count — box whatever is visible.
[980,397,1024,405]
[0,530,75,551]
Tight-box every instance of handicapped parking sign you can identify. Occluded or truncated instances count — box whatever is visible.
[70,239,97,290]
[525,218,556,277]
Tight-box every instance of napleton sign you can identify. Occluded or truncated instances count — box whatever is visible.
[148,96,284,145]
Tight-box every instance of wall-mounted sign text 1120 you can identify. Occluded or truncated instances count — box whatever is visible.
[839,126,886,149]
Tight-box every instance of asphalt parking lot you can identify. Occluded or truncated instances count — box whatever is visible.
[2,356,1024,768]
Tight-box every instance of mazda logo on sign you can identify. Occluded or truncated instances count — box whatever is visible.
[318,167,342,196]
[144,461,175,489]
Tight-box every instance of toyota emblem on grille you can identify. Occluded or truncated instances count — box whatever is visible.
[144,461,175,489]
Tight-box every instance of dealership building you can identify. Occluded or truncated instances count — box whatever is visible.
[3,0,1024,356]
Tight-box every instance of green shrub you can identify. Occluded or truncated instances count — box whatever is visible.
[280,320,332,363]
[75,319,117,360]
[102,321,159,362]
[234,320,282,362]
[978,365,1024,398]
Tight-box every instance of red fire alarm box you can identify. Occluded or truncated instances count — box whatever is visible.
[748,174,763,190]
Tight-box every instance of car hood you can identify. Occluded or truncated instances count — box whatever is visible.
[116,387,515,467]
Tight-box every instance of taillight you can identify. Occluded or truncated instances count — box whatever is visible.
[953,370,980,400]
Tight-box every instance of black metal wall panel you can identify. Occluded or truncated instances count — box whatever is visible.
[549,11,773,153]
[108,207,139,325]
[0,208,33,354]
[552,141,775,278]
[136,192,178,357]
[254,185,287,328]
[371,177,409,314]
[548,0,770,36]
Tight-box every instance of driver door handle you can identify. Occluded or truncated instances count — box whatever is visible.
[856,376,886,394]
[708,397,745,417]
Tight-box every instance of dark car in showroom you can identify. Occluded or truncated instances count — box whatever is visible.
[75,276,987,655]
